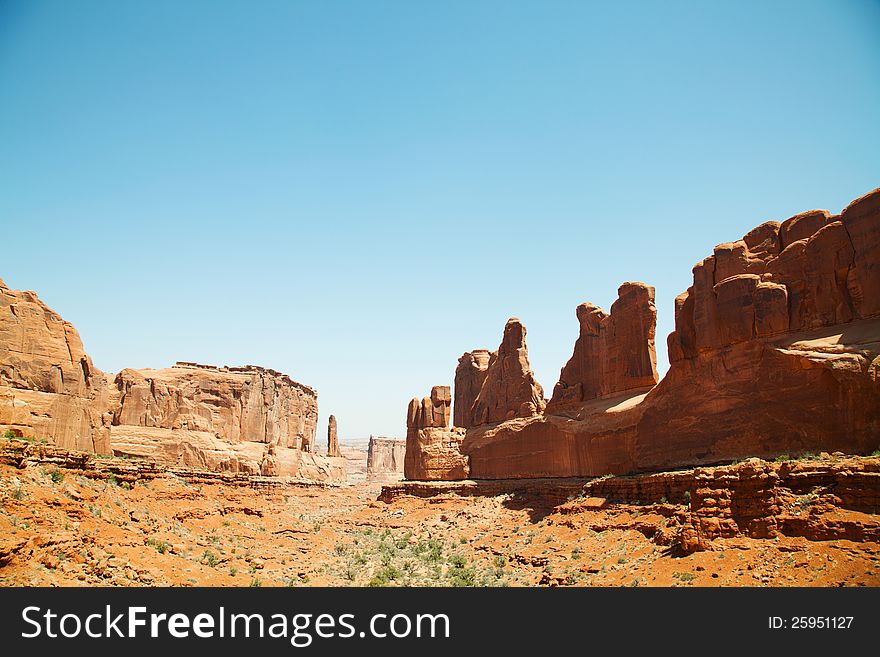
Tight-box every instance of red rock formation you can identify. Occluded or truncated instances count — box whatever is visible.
[471,318,546,425]
[460,187,880,479]
[548,282,658,411]
[453,349,491,428]
[0,280,343,482]
[404,385,469,480]
[366,436,406,482]
[0,280,112,452]
[327,414,341,457]
[113,363,318,450]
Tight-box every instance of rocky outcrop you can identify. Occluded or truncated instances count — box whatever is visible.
[413,187,880,480]
[0,280,343,483]
[113,363,318,450]
[0,280,112,453]
[404,385,469,480]
[327,414,341,457]
[470,318,546,425]
[366,437,406,482]
[453,350,491,429]
[547,282,658,411]
[677,456,880,552]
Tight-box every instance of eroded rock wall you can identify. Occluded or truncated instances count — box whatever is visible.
[404,385,469,480]
[0,280,112,452]
[0,281,341,482]
[366,437,406,482]
[460,187,880,479]
[548,282,658,411]
[471,318,546,425]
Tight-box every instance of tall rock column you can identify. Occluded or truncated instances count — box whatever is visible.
[471,318,546,425]
[403,385,468,480]
[548,282,659,411]
[453,349,491,428]
[327,414,341,457]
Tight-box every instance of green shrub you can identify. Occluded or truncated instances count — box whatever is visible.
[774,454,790,463]
[368,564,401,587]
[3,429,17,440]
[49,469,64,484]
[249,577,262,587]
[203,550,218,567]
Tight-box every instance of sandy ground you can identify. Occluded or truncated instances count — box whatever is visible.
[1,462,878,587]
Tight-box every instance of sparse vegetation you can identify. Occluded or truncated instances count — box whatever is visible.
[48,469,64,484]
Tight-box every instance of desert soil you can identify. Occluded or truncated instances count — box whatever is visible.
[1,462,878,587]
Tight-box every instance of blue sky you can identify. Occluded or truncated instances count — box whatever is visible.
[2,0,878,441]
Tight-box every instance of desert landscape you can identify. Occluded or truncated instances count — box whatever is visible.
[1,187,878,587]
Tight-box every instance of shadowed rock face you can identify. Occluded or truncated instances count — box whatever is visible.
[548,282,658,412]
[407,187,880,480]
[471,318,546,425]
[453,349,491,429]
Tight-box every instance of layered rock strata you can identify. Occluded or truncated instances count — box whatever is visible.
[403,385,468,480]
[0,280,112,452]
[547,282,658,411]
[470,318,546,425]
[0,282,342,482]
[453,350,491,429]
[405,187,880,480]
[366,436,406,482]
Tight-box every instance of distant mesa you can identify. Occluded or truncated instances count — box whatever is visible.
[366,436,406,482]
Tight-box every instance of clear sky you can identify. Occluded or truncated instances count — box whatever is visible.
[1,1,878,443]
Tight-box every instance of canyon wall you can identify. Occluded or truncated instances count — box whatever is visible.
[453,349,491,429]
[366,436,406,482]
[0,280,112,453]
[406,187,880,480]
[0,282,342,482]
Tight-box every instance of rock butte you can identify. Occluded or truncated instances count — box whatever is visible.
[366,436,406,482]
[0,280,345,483]
[404,186,880,480]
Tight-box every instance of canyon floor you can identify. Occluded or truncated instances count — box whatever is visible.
[1,450,878,587]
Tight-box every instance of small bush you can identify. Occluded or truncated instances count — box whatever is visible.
[683,490,691,504]
[249,577,262,587]
[774,454,790,463]
[203,550,218,567]
[368,564,401,587]
[3,429,17,440]
[673,571,697,582]
[49,469,64,484]
[12,485,24,501]
[229,567,237,577]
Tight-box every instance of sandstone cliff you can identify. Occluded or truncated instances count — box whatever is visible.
[548,282,658,412]
[470,318,546,425]
[453,350,491,429]
[404,385,468,480]
[0,282,342,482]
[407,187,880,480]
[0,280,112,452]
[366,436,406,482]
